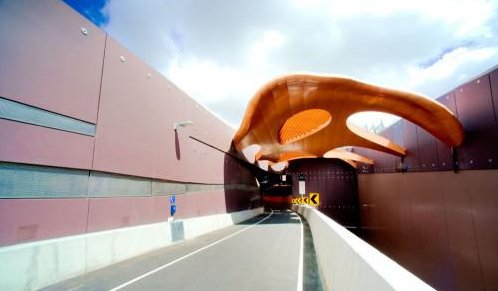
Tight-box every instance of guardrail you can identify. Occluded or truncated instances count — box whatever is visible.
[293,205,435,291]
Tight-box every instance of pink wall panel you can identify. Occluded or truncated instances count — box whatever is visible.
[0,198,88,246]
[0,119,94,169]
[92,37,159,178]
[86,197,156,232]
[86,192,234,232]
[93,37,233,183]
[0,0,105,123]
[152,196,171,222]
[175,191,227,219]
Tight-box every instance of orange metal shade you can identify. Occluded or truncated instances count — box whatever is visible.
[234,73,464,167]
[279,109,331,144]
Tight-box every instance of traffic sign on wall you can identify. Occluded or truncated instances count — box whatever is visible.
[291,193,319,206]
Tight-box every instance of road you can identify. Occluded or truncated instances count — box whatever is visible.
[44,210,305,291]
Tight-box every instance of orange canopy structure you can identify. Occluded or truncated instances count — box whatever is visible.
[234,74,464,169]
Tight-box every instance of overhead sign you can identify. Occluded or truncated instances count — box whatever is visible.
[291,193,319,206]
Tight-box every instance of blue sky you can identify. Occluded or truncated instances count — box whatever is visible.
[65,0,498,129]
[63,0,109,26]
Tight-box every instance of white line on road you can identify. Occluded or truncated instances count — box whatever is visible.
[109,210,274,291]
[296,212,304,291]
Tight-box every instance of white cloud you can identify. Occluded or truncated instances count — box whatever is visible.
[408,46,497,89]
[101,0,498,129]
[249,30,286,68]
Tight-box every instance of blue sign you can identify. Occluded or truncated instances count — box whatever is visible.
[170,204,177,216]
[170,195,176,204]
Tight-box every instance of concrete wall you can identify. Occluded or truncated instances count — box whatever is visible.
[358,170,498,291]
[293,205,435,291]
[0,207,263,291]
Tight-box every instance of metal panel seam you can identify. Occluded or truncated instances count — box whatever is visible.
[91,33,108,169]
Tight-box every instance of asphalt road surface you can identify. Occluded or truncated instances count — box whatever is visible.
[44,210,305,291]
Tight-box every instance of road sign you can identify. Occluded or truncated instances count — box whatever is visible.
[309,193,319,206]
[291,193,319,206]
[170,195,176,217]
[298,181,305,195]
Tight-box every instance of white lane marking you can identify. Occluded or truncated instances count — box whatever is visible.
[109,210,274,291]
[296,212,304,291]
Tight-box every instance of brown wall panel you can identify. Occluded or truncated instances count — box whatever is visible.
[391,120,405,171]
[288,158,359,227]
[376,127,396,173]
[353,147,374,174]
[224,189,262,212]
[399,173,455,291]
[490,69,498,130]
[436,92,458,171]
[358,170,498,291]
[360,174,400,252]
[0,0,105,123]
[467,171,498,291]
[455,76,498,169]
[416,127,438,171]
[439,172,485,291]
[403,120,420,171]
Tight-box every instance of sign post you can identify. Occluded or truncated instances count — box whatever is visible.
[291,193,320,207]
[169,195,176,222]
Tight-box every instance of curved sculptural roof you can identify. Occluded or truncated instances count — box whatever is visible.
[233,73,464,168]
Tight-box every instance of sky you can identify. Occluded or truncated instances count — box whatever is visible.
[65,0,498,129]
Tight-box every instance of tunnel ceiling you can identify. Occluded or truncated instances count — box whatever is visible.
[233,73,464,171]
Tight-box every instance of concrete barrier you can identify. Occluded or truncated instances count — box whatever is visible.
[0,207,263,291]
[293,205,435,291]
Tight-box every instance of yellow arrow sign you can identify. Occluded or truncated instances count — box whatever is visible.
[309,193,319,206]
[291,193,319,206]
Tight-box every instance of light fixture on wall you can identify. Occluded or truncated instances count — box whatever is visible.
[173,120,194,130]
